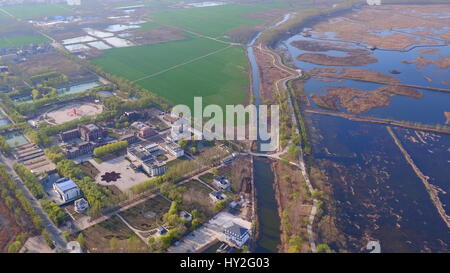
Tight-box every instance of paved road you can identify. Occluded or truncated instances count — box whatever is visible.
[0,154,67,251]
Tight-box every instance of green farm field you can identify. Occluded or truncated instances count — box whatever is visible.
[136,45,249,108]
[150,2,289,37]
[0,34,50,48]
[1,3,74,20]
[93,36,249,108]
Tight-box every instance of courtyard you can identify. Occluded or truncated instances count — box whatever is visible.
[89,156,149,192]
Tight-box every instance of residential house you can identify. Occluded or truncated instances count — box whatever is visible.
[209,191,227,204]
[223,223,250,248]
[74,198,89,213]
[213,176,230,190]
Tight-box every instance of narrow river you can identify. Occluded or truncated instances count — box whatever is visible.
[246,13,292,253]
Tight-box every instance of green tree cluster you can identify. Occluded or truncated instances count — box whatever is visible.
[41,199,67,226]
[93,140,128,158]
[13,164,46,199]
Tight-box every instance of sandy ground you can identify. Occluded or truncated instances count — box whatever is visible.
[45,101,103,125]
[20,236,54,253]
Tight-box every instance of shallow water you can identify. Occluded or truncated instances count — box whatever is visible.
[279,6,450,252]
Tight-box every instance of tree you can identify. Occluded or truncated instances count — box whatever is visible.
[178,139,187,148]
[110,237,118,252]
[287,235,302,253]
[0,136,11,155]
[127,235,139,253]
[93,140,128,158]
[214,200,228,213]
[31,89,40,101]
[317,244,332,253]
[7,241,22,253]
[190,146,198,155]
[287,145,301,159]
[77,233,85,249]
[211,168,219,176]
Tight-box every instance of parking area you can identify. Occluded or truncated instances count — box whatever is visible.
[89,156,149,192]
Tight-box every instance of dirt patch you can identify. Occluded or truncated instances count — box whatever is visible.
[312,85,422,114]
[15,52,92,80]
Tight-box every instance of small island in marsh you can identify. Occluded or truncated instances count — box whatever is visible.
[311,85,422,114]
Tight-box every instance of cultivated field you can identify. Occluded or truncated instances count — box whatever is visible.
[93,36,249,108]
[0,3,74,20]
[0,34,50,48]
[150,2,288,37]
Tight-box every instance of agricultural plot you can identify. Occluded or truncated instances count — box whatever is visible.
[1,4,74,20]
[93,36,248,108]
[119,195,171,231]
[138,45,249,108]
[0,34,50,49]
[150,2,288,37]
[93,37,248,108]
[92,36,226,81]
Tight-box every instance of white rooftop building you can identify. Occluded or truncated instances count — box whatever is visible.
[213,176,230,190]
[53,178,81,203]
[223,223,250,248]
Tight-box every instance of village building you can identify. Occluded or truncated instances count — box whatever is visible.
[142,160,167,177]
[162,141,184,158]
[213,176,230,190]
[139,126,157,139]
[209,191,227,204]
[127,144,167,177]
[59,128,80,142]
[61,141,96,159]
[119,133,139,145]
[180,211,192,222]
[79,123,105,142]
[74,198,89,213]
[223,223,250,248]
[53,177,82,203]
